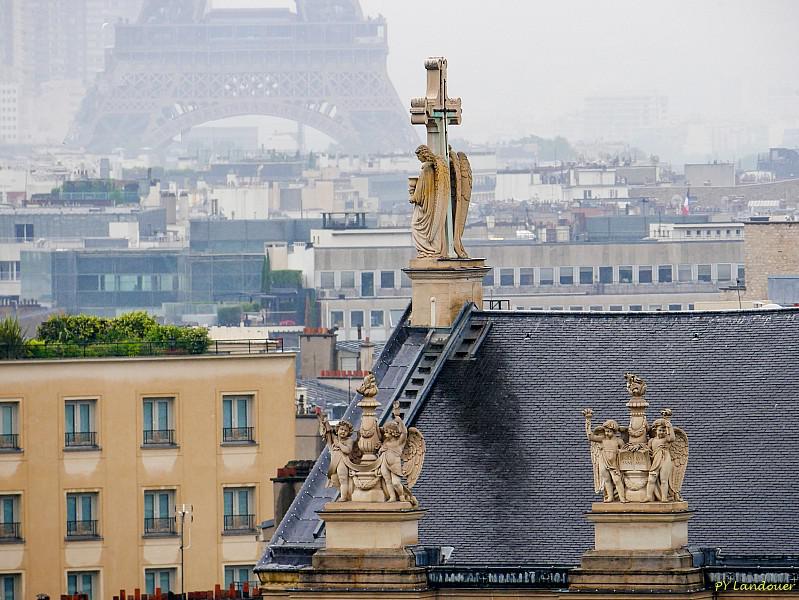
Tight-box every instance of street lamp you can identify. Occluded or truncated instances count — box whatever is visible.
[175,504,193,598]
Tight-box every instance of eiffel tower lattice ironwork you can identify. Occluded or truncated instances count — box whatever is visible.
[67,0,419,154]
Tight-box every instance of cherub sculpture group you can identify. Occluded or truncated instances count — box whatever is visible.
[317,373,426,505]
[582,373,689,503]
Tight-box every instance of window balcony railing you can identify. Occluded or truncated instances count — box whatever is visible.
[0,522,21,540]
[143,429,175,445]
[65,431,97,448]
[144,516,176,535]
[223,514,255,532]
[66,519,99,538]
[0,433,19,450]
[222,427,254,443]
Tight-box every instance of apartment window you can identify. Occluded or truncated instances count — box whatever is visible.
[717,263,732,282]
[686,230,692,236]
[559,267,574,285]
[618,266,633,283]
[13,224,32,242]
[678,264,692,282]
[0,495,21,541]
[225,565,256,592]
[223,487,255,533]
[350,310,364,328]
[0,574,19,600]
[649,304,662,311]
[499,268,514,286]
[380,270,395,289]
[67,572,98,600]
[483,269,494,287]
[400,271,411,288]
[66,492,99,538]
[145,569,175,596]
[143,397,175,446]
[638,266,653,284]
[340,271,355,288]
[539,268,554,286]
[222,395,253,443]
[330,311,344,328]
[0,262,12,281]
[658,265,673,283]
[668,304,682,311]
[144,490,176,536]
[737,265,745,284]
[64,400,97,448]
[519,268,534,286]
[319,272,334,289]
[629,305,643,312]
[579,267,593,284]
[0,402,19,450]
[589,305,603,311]
[370,310,384,328]
[360,272,374,297]
[582,189,592,199]
[698,264,712,282]
[599,266,613,284]
[549,306,563,311]
[569,306,584,311]
[609,305,623,311]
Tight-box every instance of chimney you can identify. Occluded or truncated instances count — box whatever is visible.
[359,336,375,371]
[299,327,337,378]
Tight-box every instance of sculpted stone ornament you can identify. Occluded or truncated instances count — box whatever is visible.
[409,144,472,259]
[582,374,689,503]
[317,373,426,505]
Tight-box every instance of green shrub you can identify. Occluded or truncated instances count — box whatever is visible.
[0,317,27,359]
[107,311,158,341]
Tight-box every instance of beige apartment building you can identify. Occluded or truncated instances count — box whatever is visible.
[0,352,296,599]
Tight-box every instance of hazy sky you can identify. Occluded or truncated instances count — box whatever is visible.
[216,0,799,142]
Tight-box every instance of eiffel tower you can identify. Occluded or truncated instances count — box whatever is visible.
[67,0,419,154]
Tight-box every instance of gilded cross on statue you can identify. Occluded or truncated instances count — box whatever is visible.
[410,57,463,258]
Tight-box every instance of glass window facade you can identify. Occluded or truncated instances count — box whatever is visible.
[638,266,653,284]
[599,266,613,284]
[380,270,395,289]
[519,268,534,286]
[579,267,593,284]
[499,269,514,286]
[658,265,673,283]
[619,266,633,283]
[559,267,574,285]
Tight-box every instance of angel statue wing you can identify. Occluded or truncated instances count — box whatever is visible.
[669,428,689,495]
[401,427,426,488]
[589,428,605,494]
[450,150,472,259]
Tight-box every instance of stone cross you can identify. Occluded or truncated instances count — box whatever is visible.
[410,57,462,258]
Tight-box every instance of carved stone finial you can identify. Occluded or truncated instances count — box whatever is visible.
[317,373,426,505]
[582,377,689,504]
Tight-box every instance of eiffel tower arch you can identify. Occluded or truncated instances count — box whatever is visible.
[67,0,419,154]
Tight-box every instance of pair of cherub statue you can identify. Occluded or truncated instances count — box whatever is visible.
[582,375,689,504]
[317,374,425,505]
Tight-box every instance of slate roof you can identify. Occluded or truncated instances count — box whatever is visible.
[295,378,349,410]
[259,307,799,570]
[412,309,799,564]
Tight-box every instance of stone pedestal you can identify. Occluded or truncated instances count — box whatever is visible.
[570,502,704,593]
[295,502,428,591]
[403,258,489,328]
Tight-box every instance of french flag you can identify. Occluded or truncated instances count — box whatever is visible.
[681,194,690,216]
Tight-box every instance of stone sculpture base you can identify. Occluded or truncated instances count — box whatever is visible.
[570,502,704,593]
[403,257,490,328]
[295,502,429,592]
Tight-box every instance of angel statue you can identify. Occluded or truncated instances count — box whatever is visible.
[582,376,689,504]
[646,409,689,502]
[409,144,450,258]
[409,144,473,259]
[317,409,360,502]
[379,401,426,505]
[583,409,627,503]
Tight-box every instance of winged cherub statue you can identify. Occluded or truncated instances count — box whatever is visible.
[646,409,689,502]
[582,375,689,504]
[379,401,426,505]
